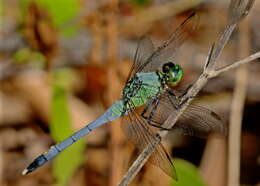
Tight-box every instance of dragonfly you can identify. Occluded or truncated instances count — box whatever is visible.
[23,13,226,179]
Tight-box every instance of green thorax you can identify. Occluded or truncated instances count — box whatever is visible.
[130,72,162,107]
[111,72,162,116]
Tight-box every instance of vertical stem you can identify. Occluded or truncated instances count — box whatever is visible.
[227,16,250,186]
[90,18,103,65]
[0,142,3,186]
[200,136,227,186]
[106,1,124,185]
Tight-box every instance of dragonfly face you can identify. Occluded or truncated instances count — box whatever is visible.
[162,62,183,87]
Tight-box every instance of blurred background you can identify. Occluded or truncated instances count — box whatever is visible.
[0,0,260,186]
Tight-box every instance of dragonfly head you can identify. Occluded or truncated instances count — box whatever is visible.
[162,62,183,87]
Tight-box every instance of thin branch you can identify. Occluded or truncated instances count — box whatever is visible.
[206,24,237,70]
[209,51,260,77]
[118,0,256,185]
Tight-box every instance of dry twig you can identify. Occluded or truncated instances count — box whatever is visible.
[118,0,257,185]
[228,13,251,186]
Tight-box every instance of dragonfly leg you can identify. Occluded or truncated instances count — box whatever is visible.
[149,122,171,131]
[177,84,197,100]
[166,89,181,110]
[129,99,167,130]
[178,84,193,97]
[141,95,171,131]
[170,84,193,98]
[167,87,196,109]
[148,97,160,123]
[141,97,157,120]
[142,115,171,131]
[135,91,168,130]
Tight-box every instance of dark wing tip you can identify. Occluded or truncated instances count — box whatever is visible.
[209,111,228,136]
[181,11,199,30]
[171,162,178,181]
[210,111,222,121]
[187,12,196,20]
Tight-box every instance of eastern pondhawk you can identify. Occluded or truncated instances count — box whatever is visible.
[23,13,226,179]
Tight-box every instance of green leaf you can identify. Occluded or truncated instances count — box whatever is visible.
[38,0,80,37]
[50,69,85,186]
[20,0,80,37]
[171,158,206,186]
[13,48,45,67]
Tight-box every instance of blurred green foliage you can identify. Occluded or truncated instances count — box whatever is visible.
[14,48,45,67]
[0,0,3,28]
[51,69,85,186]
[20,0,80,37]
[131,0,151,7]
[172,158,206,186]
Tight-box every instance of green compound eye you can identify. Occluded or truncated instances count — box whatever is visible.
[162,62,183,87]
[162,62,175,73]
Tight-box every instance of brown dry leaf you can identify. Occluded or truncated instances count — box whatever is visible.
[84,64,107,104]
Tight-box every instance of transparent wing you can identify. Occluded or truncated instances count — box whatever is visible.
[126,13,197,83]
[136,13,197,74]
[126,36,155,82]
[142,90,227,138]
[122,104,177,179]
[172,104,227,137]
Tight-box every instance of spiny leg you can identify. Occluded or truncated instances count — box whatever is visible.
[166,89,181,110]
[141,95,171,131]
[174,84,193,97]
[148,97,160,124]
[141,97,157,119]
